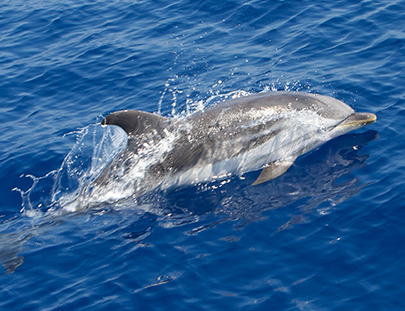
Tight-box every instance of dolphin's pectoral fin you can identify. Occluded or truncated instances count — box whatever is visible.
[252,156,296,186]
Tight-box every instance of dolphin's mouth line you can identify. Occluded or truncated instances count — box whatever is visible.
[333,112,377,130]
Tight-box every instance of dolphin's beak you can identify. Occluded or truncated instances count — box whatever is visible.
[337,112,377,129]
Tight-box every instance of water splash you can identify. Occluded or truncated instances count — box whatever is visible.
[15,120,127,215]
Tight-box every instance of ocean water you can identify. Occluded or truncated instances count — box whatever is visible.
[1,0,404,309]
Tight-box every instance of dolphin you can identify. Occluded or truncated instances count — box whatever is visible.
[73,91,376,208]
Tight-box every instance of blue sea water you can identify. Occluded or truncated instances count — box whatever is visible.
[1,0,405,309]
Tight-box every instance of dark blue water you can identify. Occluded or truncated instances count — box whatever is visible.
[1,0,404,309]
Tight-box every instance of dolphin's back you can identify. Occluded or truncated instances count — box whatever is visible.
[179,92,354,165]
[198,91,354,121]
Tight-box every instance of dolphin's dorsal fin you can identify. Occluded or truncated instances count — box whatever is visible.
[102,110,169,136]
[252,156,296,186]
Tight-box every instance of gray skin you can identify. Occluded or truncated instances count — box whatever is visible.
[84,91,376,206]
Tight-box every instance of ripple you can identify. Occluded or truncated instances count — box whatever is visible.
[0,0,403,309]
